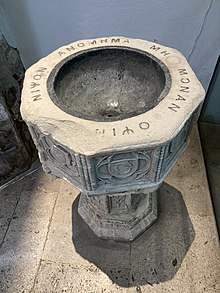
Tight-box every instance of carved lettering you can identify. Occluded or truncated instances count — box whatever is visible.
[36,67,47,73]
[160,50,170,56]
[58,51,66,56]
[168,103,181,112]
[90,40,97,45]
[176,94,186,101]
[100,39,108,43]
[180,86,189,93]
[111,38,120,43]
[96,129,105,135]
[139,122,150,130]
[31,89,40,94]
[31,82,40,89]
[122,39,129,43]
[32,95,42,101]
[150,45,161,51]
[77,42,85,47]
[113,128,116,136]
[122,127,134,135]
[181,77,190,84]
[178,68,188,75]
[33,74,42,80]
[149,46,170,56]
[66,46,75,52]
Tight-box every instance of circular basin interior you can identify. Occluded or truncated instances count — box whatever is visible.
[50,47,171,121]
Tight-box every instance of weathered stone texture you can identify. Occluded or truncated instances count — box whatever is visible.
[21,37,205,241]
[0,32,35,185]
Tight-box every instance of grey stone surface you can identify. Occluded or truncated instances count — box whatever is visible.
[27,117,192,241]
[78,190,157,241]
[166,126,214,217]
[0,126,219,292]
[0,186,57,293]
[27,111,193,197]
[51,47,171,121]
[33,261,130,292]
[21,37,205,241]
[42,181,131,268]
[130,184,195,286]
[0,32,35,185]
[20,162,62,194]
[0,181,22,245]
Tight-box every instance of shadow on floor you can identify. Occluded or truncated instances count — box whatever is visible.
[72,182,195,287]
[199,122,220,235]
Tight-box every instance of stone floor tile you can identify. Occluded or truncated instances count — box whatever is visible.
[42,180,131,268]
[180,215,220,293]
[130,201,195,286]
[0,182,22,245]
[166,126,214,217]
[0,126,219,293]
[0,190,57,293]
[33,261,130,293]
[20,162,62,194]
[130,215,220,292]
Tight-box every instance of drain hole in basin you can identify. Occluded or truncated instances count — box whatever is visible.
[100,109,120,119]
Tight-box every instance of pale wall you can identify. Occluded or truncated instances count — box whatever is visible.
[1,0,219,93]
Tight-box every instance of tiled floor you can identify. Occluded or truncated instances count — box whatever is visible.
[0,126,219,293]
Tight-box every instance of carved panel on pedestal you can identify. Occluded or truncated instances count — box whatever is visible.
[158,118,192,178]
[94,150,154,188]
[108,194,131,213]
[29,124,82,186]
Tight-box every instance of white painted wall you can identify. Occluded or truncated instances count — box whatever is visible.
[1,0,220,93]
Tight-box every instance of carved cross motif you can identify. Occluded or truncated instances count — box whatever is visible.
[95,150,152,185]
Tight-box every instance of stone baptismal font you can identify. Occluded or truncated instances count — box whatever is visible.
[21,37,205,241]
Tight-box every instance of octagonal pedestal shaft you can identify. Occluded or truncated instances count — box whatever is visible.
[78,189,157,241]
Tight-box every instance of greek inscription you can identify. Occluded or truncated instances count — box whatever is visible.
[150,45,170,56]
[160,50,170,56]
[100,39,108,43]
[96,129,105,135]
[66,46,75,52]
[58,51,66,56]
[180,86,189,93]
[31,82,40,89]
[32,95,42,102]
[77,42,85,47]
[122,127,134,135]
[181,77,190,84]
[58,38,130,57]
[36,67,47,73]
[168,103,181,112]
[139,122,150,130]
[31,89,40,94]
[111,38,120,43]
[33,74,42,80]
[33,67,47,81]
[150,45,160,51]
[176,94,186,101]
[178,68,188,75]
[30,69,47,101]
[95,121,150,137]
